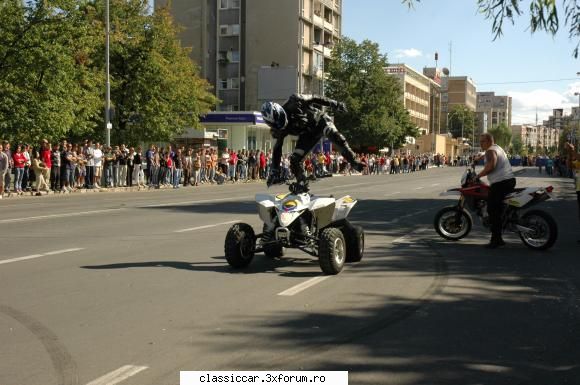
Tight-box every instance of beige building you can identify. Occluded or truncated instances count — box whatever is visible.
[440,76,477,133]
[408,134,464,159]
[476,92,512,128]
[512,124,560,152]
[155,0,342,111]
[385,64,431,135]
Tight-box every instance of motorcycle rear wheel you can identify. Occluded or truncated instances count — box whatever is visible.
[518,210,558,250]
[434,206,472,241]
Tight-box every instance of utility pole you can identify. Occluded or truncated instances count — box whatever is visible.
[105,0,112,147]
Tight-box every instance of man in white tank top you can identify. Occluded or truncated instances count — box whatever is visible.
[476,133,516,248]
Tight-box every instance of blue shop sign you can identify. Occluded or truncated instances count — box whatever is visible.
[201,113,265,125]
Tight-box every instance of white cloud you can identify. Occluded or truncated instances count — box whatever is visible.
[508,84,580,125]
[394,48,423,59]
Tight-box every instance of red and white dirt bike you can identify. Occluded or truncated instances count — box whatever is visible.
[434,166,558,250]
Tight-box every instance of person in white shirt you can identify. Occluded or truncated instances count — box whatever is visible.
[85,140,95,188]
[476,133,516,249]
[93,143,103,188]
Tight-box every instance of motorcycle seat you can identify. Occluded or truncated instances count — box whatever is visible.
[504,188,527,199]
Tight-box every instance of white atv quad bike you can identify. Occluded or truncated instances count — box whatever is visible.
[224,183,364,275]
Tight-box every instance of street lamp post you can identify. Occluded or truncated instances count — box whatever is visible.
[315,42,332,154]
[574,91,580,147]
[105,0,111,147]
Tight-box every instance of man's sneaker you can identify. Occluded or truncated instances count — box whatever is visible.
[485,239,506,249]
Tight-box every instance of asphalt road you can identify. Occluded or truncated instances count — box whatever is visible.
[0,167,579,385]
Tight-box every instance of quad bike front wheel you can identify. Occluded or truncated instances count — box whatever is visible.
[224,223,256,268]
[434,206,473,241]
[318,227,346,275]
[518,210,558,250]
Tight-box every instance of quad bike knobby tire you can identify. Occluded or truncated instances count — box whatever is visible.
[343,224,364,263]
[224,223,256,268]
[318,227,346,275]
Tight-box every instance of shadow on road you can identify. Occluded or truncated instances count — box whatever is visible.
[86,171,580,384]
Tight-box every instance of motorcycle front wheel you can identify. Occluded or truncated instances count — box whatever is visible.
[434,206,473,241]
[518,210,558,250]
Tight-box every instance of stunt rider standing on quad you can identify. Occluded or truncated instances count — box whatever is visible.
[261,94,364,191]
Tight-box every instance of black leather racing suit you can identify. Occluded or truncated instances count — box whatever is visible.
[268,94,361,186]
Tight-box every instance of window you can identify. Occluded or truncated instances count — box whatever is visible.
[220,24,240,36]
[220,0,228,9]
[219,79,228,89]
[229,78,240,89]
[230,50,240,62]
[230,0,240,8]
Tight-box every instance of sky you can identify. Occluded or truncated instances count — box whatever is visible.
[342,0,579,125]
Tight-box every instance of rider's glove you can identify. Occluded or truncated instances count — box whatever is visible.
[266,170,285,187]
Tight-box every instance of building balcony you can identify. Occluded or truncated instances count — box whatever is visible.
[313,13,323,26]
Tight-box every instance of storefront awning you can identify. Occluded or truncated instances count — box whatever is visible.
[200,112,265,125]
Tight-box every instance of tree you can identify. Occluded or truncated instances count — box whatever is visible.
[447,105,475,140]
[488,122,512,149]
[325,38,418,150]
[0,0,103,144]
[83,0,218,144]
[404,0,580,57]
[511,135,524,155]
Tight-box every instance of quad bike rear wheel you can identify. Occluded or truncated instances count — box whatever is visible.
[343,224,364,263]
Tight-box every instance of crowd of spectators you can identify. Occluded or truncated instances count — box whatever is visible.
[2,137,569,199]
[0,139,445,199]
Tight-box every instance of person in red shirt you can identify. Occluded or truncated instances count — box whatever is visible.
[40,139,52,187]
[12,145,26,194]
[228,150,237,182]
[259,150,266,179]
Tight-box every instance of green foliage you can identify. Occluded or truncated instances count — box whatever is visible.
[403,0,580,57]
[510,135,524,155]
[488,122,512,149]
[0,0,218,146]
[83,1,218,144]
[447,105,475,140]
[0,0,103,144]
[325,38,418,150]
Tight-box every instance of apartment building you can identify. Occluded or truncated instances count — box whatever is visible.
[543,108,568,131]
[385,64,431,135]
[476,92,512,128]
[439,76,477,133]
[512,124,560,152]
[155,0,342,111]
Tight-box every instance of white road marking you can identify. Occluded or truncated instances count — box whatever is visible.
[385,191,401,196]
[0,209,123,224]
[85,365,148,385]
[174,220,241,233]
[414,187,424,190]
[0,248,84,266]
[278,276,331,296]
[392,227,429,244]
[431,183,440,187]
